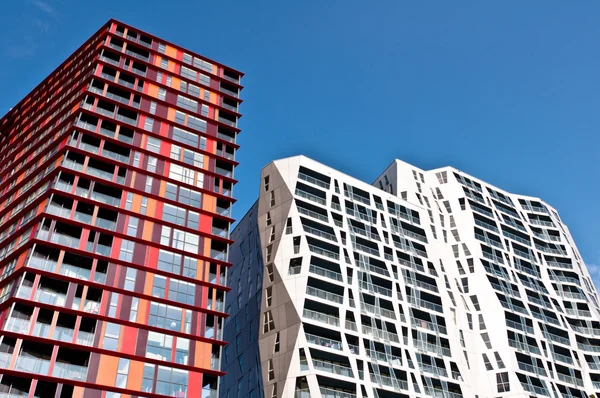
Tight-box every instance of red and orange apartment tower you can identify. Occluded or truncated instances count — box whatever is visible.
[0,19,242,398]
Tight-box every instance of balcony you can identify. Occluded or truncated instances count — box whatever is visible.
[518,361,547,377]
[309,264,343,282]
[4,317,31,334]
[306,286,343,304]
[312,359,353,378]
[303,308,339,327]
[298,206,328,223]
[14,356,51,377]
[366,349,402,367]
[360,302,396,320]
[407,297,443,313]
[34,289,66,307]
[295,188,326,206]
[371,373,409,391]
[305,333,343,351]
[320,387,356,398]
[420,363,448,378]
[298,172,330,189]
[359,281,392,297]
[423,387,462,398]
[308,244,339,260]
[77,330,95,346]
[362,325,400,343]
[414,340,451,357]
[52,362,88,381]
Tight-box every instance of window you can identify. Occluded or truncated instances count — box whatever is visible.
[269,227,275,243]
[103,322,120,350]
[164,204,186,226]
[263,176,270,191]
[482,354,493,370]
[494,352,505,369]
[200,104,209,117]
[496,372,509,392]
[169,164,195,185]
[157,249,181,274]
[149,302,182,331]
[285,218,292,234]
[124,267,137,290]
[266,245,273,262]
[119,239,135,261]
[147,136,161,153]
[150,101,157,114]
[270,191,275,207]
[271,383,277,398]
[147,156,157,173]
[168,278,195,305]
[266,264,274,283]
[127,216,139,237]
[145,176,153,193]
[160,58,169,69]
[274,332,280,353]
[158,88,166,101]
[263,310,275,333]
[268,359,275,381]
[172,127,200,148]
[152,275,167,298]
[144,117,154,131]
[266,286,273,307]
[146,331,173,361]
[180,66,197,80]
[115,358,130,388]
[177,95,198,112]
[187,115,206,132]
[481,333,492,349]
[266,212,272,226]
[155,366,188,397]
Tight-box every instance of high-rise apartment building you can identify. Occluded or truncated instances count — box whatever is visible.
[0,19,242,398]
[222,155,600,398]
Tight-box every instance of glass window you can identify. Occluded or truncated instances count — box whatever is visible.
[180,66,197,80]
[172,127,198,147]
[147,136,161,153]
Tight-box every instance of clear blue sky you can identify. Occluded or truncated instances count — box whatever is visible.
[2,1,599,281]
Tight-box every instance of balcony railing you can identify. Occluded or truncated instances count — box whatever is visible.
[362,325,400,343]
[414,340,451,357]
[52,362,88,381]
[14,355,50,375]
[303,309,339,326]
[320,387,356,398]
[312,359,353,378]
[295,189,326,206]
[306,286,343,304]
[309,264,343,282]
[305,333,343,351]
[297,206,328,223]
[308,244,339,260]
[298,172,330,189]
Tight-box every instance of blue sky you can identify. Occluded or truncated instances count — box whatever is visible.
[2,1,599,282]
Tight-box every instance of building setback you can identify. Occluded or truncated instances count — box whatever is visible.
[222,155,600,398]
[0,19,242,397]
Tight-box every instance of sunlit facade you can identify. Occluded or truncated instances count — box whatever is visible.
[0,19,242,398]
[222,155,600,398]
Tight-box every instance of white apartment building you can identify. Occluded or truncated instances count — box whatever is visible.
[220,155,600,398]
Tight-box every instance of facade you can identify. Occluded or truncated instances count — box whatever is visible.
[222,155,600,398]
[0,19,242,398]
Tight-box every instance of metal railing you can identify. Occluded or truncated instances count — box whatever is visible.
[298,172,330,189]
[303,309,339,327]
[312,359,353,377]
[295,189,326,206]
[297,206,328,222]
[305,333,343,351]
[306,286,343,304]
[309,264,343,282]
[308,244,339,260]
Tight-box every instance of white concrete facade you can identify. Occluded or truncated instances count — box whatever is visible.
[236,155,600,398]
